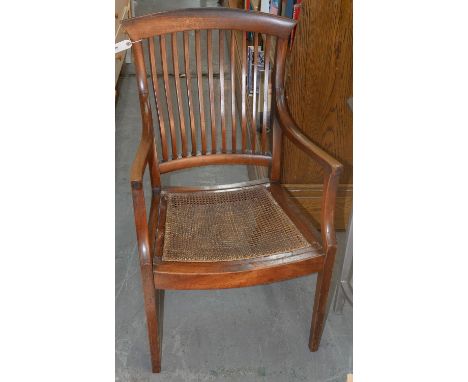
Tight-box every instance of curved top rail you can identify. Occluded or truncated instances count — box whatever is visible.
[122,7,296,39]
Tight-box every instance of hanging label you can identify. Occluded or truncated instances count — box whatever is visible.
[115,39,133,54]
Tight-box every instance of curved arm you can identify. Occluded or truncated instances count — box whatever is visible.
[130,139,152,184]
[275,93,343,174]
[131,184,152,267]
[275,93,344,253]
[320,170,341,252]
[130,139,153,268]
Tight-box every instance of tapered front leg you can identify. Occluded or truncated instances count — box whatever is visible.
[131,184,163,372]
[143,285,163,373]
[309,248,336,351]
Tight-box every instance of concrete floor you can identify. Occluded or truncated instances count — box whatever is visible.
[116,1,352,381]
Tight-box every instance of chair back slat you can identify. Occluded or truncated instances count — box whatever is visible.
[148,37,169,161]
[183,31,197,156]
[271,37,289,181]
[251,32,259,153]
[195,30,207,155]
[171,32,188,157]
[262,35,271,154]
[230,31,237,153]
[123,8,295,176]
[207,30,217,154]
[240,31,247,153]
[159,35,178,159]
[219,29,227,153]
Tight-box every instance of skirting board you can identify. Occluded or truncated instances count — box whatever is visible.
[282,183,353,231]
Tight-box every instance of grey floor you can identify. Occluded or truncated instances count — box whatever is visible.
[116,1,352,381]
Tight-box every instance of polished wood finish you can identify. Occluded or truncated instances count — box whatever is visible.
[131,41,160,188]
[123,7,295,39]
[148,37,169,162]
[270,37,289,182]
[240,31,247,152]
[230,30,237,152]
[251,32,259,153]
[148,190,160,256]
[207,30,217,153]
[131,184,162,372]
[262,35,271,154]
[195,30,207,154]
[219,29,227,153]
[125,9,288,162]
[183,31,197,156]
[159,35,178,159]
[123,8,343,373]
[155,250,325,290]
[158,153,271,173]
[171,32,188,157]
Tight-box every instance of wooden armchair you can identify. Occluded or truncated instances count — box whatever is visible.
[122,8,343,373]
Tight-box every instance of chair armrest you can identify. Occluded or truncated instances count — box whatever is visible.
[130,139,152,185]
[275,94,343,175]
[132,182,152,267]
[275,94,344,252]
[130,138,153,267]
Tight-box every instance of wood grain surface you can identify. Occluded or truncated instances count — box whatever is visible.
[283,0,352,185]
[282,184,352,230]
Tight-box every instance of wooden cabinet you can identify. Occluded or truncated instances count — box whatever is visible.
[284,0,352,229]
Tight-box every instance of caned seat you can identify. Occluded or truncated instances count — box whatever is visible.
[161,184,322,262]
[152,182,327,292]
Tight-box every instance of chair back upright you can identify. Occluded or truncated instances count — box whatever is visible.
[122,8,296,183]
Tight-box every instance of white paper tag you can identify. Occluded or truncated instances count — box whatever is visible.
[115,39,133,54]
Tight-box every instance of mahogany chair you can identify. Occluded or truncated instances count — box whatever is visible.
[122,8,343,373]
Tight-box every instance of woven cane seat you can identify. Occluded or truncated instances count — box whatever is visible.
[161,185,321,262]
